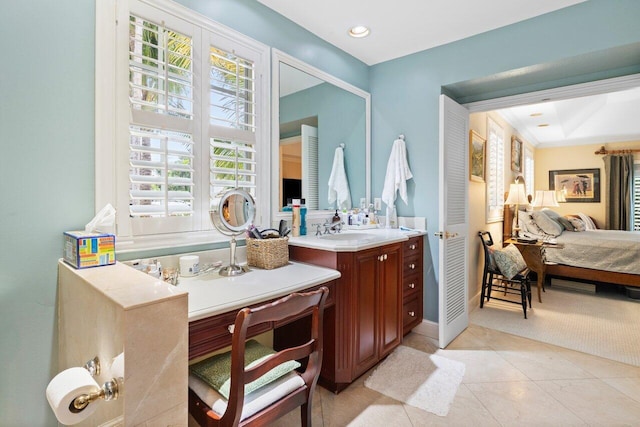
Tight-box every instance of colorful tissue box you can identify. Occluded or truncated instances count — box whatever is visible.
[63,231,116,269]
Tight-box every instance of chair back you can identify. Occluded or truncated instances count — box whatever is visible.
[478,231,498,274]
[223,286,329,426]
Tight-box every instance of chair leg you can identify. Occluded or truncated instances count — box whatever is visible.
[520,284,527,319]
[486,273,494,301]
[526,279,532,308]
[480,269,488,308]
[301,402,312,427]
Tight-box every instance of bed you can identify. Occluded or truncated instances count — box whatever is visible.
[503,206,640,288]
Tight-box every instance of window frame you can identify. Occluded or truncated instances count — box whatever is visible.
[96,0,270,253]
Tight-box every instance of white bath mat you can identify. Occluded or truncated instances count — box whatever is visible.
[364,345,465,417]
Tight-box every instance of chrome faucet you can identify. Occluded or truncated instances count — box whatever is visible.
[322,219,343,234]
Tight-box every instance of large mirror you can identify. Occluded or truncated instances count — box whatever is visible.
[271,49,371,222]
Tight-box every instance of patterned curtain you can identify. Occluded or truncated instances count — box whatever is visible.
[603,154,633,230]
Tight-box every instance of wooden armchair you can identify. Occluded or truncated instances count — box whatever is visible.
[188,287,329,427]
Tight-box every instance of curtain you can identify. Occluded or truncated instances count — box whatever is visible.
[603,154,633,230]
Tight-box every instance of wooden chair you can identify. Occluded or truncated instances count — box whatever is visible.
[189,287,329,427]
[478,231,532,318]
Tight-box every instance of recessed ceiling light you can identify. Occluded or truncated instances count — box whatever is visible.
[530,112,543,117]
[348,26,370,38]
[538,123,550,127]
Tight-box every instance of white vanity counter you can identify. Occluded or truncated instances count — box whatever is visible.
[178,262,341,321]
[288,227,426,252]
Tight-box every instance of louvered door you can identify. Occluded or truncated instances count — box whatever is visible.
[438,95,469,348]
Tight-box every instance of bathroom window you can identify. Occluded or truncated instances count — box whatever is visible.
[96,0,269,250]
[485,117,505,223]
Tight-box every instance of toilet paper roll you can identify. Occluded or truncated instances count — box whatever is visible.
[46,367,100,425]
[179,255,199,277]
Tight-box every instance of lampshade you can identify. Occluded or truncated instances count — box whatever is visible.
[532,190,559,208]
[504,183,528,205]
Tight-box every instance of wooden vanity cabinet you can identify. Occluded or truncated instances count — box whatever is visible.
[352,244,402,378]
[402,236,424,334]
[286,241,403,392]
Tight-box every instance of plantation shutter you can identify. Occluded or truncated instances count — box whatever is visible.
[634,163,640,231]
[486,117,505,222]
[128,15,195,218]
[207,44,257,206]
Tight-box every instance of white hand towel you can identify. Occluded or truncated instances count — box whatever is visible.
[328,146,351,210]
[381,137,413,208]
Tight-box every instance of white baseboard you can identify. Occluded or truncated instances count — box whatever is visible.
[410,319,438,343]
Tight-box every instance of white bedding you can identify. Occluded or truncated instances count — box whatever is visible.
[545,229,640,275]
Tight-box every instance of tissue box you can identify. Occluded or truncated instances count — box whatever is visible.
[63,231,116,269]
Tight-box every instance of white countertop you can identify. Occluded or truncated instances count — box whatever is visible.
[287,227,425,252]
[178,262,341,321]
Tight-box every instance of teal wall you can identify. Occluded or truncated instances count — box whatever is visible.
[280,83,367,209]
[369,0,640,322]
[0,1,367,425]
[2,0,640,424]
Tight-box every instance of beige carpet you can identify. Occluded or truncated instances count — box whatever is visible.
[364,345,465,417]
[471,286,640,366]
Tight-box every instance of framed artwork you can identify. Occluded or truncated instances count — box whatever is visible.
[469,130,485,182]
[549,168,601,203]
[511,135,522,172]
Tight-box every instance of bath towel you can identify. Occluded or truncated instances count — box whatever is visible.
[381,136,413,208]
[328,146,351,210]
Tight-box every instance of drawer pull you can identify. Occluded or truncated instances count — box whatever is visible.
[383,254,387,260]
[408,283,415,289]
[408,263,416,269]
[408,311,416,317]
[410,244,416,250]
[228,325,235,334]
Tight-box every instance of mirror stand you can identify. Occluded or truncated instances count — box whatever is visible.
[218,236,249,276]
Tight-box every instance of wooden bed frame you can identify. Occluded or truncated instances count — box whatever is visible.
[502,203,640,289]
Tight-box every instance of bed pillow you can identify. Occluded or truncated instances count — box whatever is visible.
[494,244,527,280]
[531,211,563,237]
[578,212,597,230]
[568,217,586,231]
[556,216,575,231]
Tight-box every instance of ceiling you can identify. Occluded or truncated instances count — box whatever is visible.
[259,0,640,148]
[257,0,585,66]
[496,86,640,148]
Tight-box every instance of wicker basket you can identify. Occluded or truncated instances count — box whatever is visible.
[246,237,289,269]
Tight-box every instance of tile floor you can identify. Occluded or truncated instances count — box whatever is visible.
[267,325,640,426]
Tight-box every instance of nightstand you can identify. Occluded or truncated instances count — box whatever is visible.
[504,238,563,303]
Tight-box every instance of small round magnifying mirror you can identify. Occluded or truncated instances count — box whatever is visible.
[210,189,256,276]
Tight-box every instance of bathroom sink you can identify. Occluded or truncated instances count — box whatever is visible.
[319,233,376,242]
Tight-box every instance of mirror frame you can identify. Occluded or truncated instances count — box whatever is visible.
[210,189,256,236]
[271,49,371,223]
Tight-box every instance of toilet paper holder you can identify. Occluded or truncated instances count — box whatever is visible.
[71,356,120,413]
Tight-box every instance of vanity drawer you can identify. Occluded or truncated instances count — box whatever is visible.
[403,257,421,276]
[189,280,336,360]
[403,271,422,299]
[403,296,422,334]
[403,237,422,255]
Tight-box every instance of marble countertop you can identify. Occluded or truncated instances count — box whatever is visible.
[287,227,426,252]
[177,262,341,321]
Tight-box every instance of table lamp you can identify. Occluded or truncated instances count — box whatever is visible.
[505,183,528,238]
[532,190,560,209]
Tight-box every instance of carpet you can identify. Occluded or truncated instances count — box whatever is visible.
[471,286,640,366]
[364,345,465,417]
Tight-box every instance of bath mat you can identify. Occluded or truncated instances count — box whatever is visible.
[364,345,465,417]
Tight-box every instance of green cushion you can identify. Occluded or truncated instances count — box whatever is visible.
[189,339,301,399]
